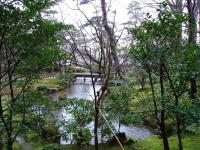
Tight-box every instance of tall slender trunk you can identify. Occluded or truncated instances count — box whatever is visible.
[147,65,160,125]
[147,64,169,150]
[187,0,197,99]
[0,64,3,150]
[175,98,183,150]
[7,133,13,150]
[189,78,197,99]
[5,49,14,150]
[118,116,121,132]
[94,104,99,150]
[164,66,183,150]
[0,129,2,150]
[198,0,200,44]
[160,61,170,150]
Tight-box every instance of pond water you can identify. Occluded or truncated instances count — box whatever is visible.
[52,77,152,145]
[65,77,101,100]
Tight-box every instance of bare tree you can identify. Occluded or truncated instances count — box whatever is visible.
[100,0,123,79]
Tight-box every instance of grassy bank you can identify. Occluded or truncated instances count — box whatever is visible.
[137,135,200,150]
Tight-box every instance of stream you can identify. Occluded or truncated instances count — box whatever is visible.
[52,77,152,145]
[16,77,152,148]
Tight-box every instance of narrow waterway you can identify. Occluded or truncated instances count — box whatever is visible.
[52,77,152,145]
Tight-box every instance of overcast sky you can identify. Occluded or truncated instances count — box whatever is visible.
[50,0,162,26]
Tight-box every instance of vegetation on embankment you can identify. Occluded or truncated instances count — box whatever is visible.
[137,135,200,150]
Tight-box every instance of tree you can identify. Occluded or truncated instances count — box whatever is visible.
[61,1,121,149]
[129,7,187,150]
[186,0,198,99]
[104,85,132,132]
[0,1,67,149]
[100,0,123,79]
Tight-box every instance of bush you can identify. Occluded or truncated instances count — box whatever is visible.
[73,128,92,146]
[42,144,64,150]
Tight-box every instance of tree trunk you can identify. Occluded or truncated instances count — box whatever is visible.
[94,105,99,150]
[7,136,13,150]
[164,66,183,150]
[160,111,170,150]
[176,114,183,150]
[0,129,2,150]
[187,0,197,99]
[141,75,145,90]
[198,0,200,44]
[147,65,160,125]
[100,0,123,79]
[0,68,3,150]
[118,116,121,133]
[160,61,170,150]
[189,78,197,99]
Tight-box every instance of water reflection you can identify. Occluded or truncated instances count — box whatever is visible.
[66,77,101,100]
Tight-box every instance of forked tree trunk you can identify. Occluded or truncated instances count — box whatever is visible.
[164,66,183,150]
[100,0,123,79]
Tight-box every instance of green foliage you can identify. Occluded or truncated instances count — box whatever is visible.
[60,98,93,145]
[73,128,92,146]
[37,85,48,92]
[42,144,65,150]
[137,135,200,150]
[57,68,75,87]
[36,77,62,90]
[104,84,134,132]
[41,124,60,143]
[105,85,132,117]
[64,98,93,124]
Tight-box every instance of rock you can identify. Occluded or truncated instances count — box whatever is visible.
[58,86,65,91]
[46,88,57,94]
[59,95,65,100]
[125,139,136,145]
[58,93,66,100]
[109,132,127,145]
[109,80,124,86]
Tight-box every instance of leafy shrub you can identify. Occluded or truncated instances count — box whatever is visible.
[73,128,92,146]
[42,144,64,150]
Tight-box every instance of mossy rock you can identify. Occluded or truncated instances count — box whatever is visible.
[58,86,65,91]
[58,93,66,100]
[46,88,58,94]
